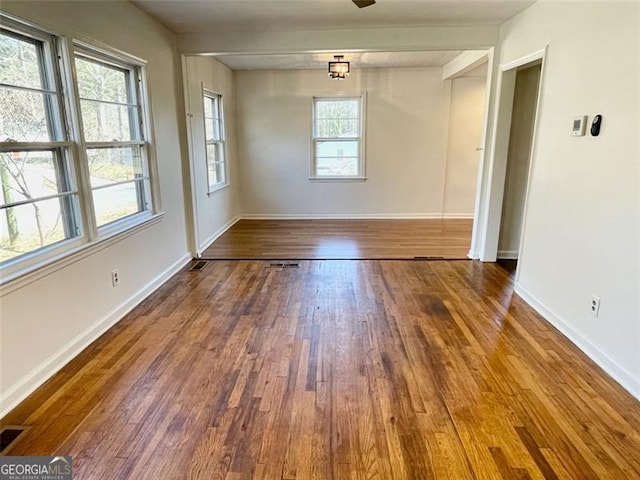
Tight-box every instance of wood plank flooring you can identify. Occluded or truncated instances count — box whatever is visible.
[200,219,473,259]
[3,260,640,479]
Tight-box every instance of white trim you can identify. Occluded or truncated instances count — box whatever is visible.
[181,55,200,257]
[308,176,367,182]
[0,213,164,295]
[240,213,472,220]
[196,215,240,256]
[0,252,192,419]
[442,50,489,80]
[500,48,547,72]
[514,283,640,401]
[469,47,496,260]
[497,249,519,259]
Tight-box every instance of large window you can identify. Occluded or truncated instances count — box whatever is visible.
[0,16,157,279]
[0,24,81,265]
[311,96,364,178]
[203,91,226,192]
[74,48,151,228]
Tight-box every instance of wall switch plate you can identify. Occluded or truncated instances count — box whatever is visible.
[572,115,587,136]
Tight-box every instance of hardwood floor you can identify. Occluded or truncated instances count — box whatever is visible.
[200,219,473,259]
[3,260,640,479]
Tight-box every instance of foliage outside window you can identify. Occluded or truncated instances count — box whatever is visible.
[312,96,364,178]
[203,91,226,192]
[0,15,157,278]
[74,49,152,228]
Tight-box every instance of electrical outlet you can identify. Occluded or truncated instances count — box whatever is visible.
[111,269,120,287]
[590,295,600,317]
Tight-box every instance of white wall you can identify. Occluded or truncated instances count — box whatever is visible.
[498,64,541,258]
[183,56,242,252]
[498,2,639,397]
[0,1,191,415]
[443,75,487,216]
[236,67,487,218]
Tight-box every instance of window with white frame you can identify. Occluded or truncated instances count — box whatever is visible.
[0,22,81,265]
[203,91,226,192]
[312,96,364,178]
[0,15,158,279]
[74,47,152,228]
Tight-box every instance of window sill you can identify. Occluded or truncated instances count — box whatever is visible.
[308,176,368,183]
[0,212,165,296]
[207,183,230,195]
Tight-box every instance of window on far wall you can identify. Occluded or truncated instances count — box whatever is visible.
[74,47,153,229]
[311,96,364,179]
[203,91,227,192]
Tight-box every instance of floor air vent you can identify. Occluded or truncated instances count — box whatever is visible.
[189,260,209,271]
[267,263,300,268]
[0,426,28,454]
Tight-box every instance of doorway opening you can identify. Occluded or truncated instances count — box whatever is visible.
[497,61,542,269]
[470,47,545,273]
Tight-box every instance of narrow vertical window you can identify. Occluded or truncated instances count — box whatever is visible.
[0,23,81,265]
[203,91,226,192]
[74,48,152,229]
[312,96,364,178]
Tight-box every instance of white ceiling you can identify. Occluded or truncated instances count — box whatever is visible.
[213,50,463,70]
[132,0,535,35]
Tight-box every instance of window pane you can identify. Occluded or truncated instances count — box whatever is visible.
[316,140,358,158]
[205,118,221,141]
[75,57,129,103]
[203,96,214,117]
[93,181,143,227]
[0,31,43,90]
[80,100,135,142]
[0,196,75,263]
[207,158,218,186]
[315,119,358,138]
[87,147,143,187]
[206,143,218,165]
[315,99,359,120]
[0,151,71,205]
[215,162,225,185]
[0,88,55,142]
[315,157,359,176]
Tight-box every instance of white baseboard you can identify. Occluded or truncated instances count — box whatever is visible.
[0,253,192,419]
[196,215,241,256]
[241,213,474,220]
[514,283,640,401]
[497,249,519,259]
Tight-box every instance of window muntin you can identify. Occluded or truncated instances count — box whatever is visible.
[312,96,363,178]
[74,49,151,229]
[1,25,81,265]
[203,91,226,192]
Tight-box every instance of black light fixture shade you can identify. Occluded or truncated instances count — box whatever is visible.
[328,55,350,79]
[352,0,376,8]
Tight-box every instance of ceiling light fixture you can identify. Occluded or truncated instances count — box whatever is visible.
[328,55,350,79]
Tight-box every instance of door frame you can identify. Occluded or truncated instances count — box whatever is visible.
[469,46,547,273]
